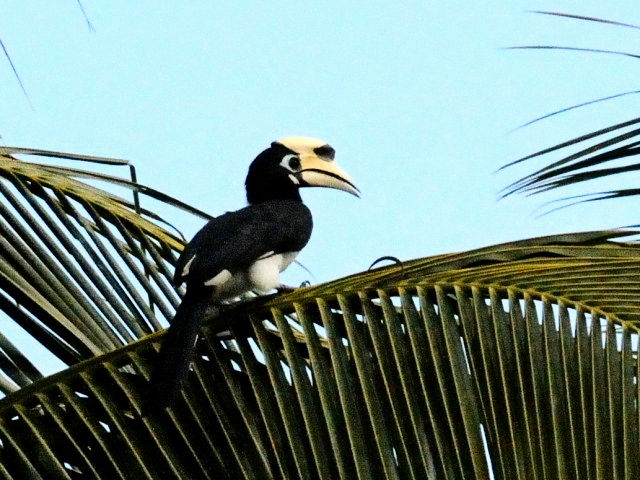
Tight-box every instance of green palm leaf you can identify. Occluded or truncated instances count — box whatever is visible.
[1,226,639,478]
[0,147,208,393]
[501,12,640,210]
[2,9,638,480]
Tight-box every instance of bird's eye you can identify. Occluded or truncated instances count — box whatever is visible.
[289,157,301,170]
[281,154,301,171]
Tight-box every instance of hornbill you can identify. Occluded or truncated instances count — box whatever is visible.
[144,137,359,413]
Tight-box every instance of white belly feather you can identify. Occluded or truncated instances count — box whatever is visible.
[204,251,299,300]
[248,251,298,291]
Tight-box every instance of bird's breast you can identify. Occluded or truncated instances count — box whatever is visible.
[247,251,299,292]
[205,251,300,301]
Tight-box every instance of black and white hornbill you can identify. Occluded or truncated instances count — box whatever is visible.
[144,137,358,413]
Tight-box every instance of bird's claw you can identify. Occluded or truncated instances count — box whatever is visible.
[276,284,296,294]
[276,280,311,295]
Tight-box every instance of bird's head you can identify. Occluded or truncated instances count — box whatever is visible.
[246,137,359,204]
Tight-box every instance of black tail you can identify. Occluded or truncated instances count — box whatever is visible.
[142,290,210,416]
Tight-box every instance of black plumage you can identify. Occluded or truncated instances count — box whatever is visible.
[144,137,357,414]
[174,201,312,290]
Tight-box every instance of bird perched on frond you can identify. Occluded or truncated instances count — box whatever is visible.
[144,137,359,414]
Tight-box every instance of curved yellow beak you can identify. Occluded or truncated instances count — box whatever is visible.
[298,153,360,197]
[275,136,360,197]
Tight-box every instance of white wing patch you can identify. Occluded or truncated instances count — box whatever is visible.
[258,250,275,260]
[204,269,232,287]
[181,254,196,277]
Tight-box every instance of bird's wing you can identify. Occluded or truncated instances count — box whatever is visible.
[145,201,312,415]
[174,201,312,287]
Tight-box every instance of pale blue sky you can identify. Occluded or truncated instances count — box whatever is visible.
[2,2,639,372]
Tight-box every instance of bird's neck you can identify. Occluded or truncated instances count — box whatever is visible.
[246,184,302,204]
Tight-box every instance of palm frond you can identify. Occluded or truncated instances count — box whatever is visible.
[506,45,640,60]
[0,39,32,110]
[502,13,640,208]
[509,90,640,132]
[530,11,640,30]
[1,230,639,478]
[0,148,213,391]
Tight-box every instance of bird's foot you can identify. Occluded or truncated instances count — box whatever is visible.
[276,281,311,295]
[276,284,296,294]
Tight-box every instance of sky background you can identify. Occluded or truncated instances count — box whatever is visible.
[2,2,639,373]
